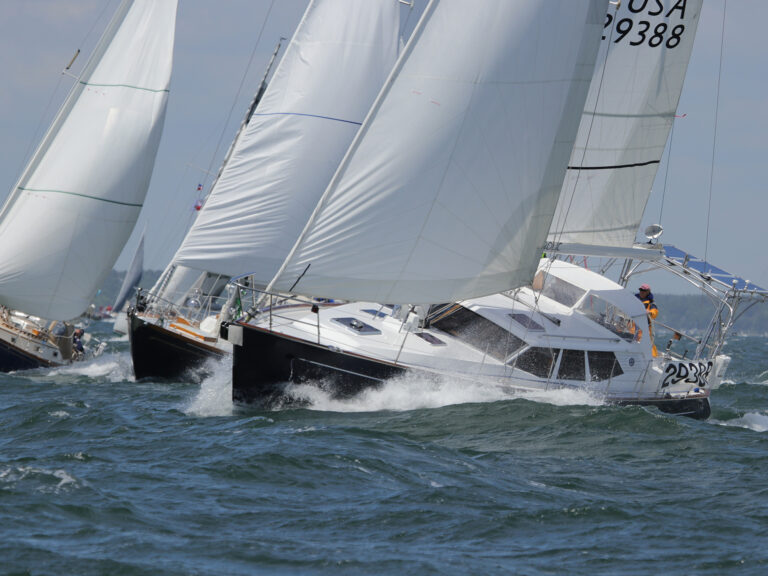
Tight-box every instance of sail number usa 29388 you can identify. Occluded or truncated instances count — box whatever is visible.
[603,0,690,48]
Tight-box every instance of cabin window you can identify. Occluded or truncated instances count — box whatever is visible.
[509,313,544,331]
[430,305,524,361]
[576,295,637,342]
[332,317,381,335]
[513,346,559,379]
[534,271,585,307]
[362,309,389,319]
[415,332,446,346]
[587,351,624,381]
[557,349,586,381]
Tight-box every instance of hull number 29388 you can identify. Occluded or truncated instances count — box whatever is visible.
[662,360,713,388]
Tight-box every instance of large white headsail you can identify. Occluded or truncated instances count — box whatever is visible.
[0,0,177,320]
[270,0,606,304]
[172,0,401,287]
[548,0,703,249]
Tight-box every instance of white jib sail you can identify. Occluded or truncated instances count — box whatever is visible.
[270,0,607,305]
[548,0,703,248]
[172,0,401,286]
[0,0,177,321]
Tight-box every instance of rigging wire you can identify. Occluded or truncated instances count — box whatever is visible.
[657,117,679,226]
[704,0,728,272]
[548,1,620,250]
[150,0,279,268]
[525,2,621,364]
[201,0,277,192]
[532,0,620,315]
[399,0,417,42]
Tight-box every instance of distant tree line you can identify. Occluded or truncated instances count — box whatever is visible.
[651,294,768,336]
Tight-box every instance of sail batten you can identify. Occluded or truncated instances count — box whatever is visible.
[0,0,177,321]
[16,187,145,207]
[270,0,607,304]
[78,82,170,93]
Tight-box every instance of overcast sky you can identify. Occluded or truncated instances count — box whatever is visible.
[0,0,766,294]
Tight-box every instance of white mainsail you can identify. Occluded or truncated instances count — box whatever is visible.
[172,0,401,287]
[548,0,703,249]
[269,0,607,305]
[0,0,177,321]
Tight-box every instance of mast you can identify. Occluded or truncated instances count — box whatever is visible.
[147,38,285,304]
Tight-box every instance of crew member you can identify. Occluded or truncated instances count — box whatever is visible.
[73,328,85,357]
[635,284,658,356]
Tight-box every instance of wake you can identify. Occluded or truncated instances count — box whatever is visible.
[45,351,134,382]
[183,355,234,417]
[280,372,604,413]
[716,411,768,433]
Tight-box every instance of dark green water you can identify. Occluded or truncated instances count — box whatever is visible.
[1,324,766,575]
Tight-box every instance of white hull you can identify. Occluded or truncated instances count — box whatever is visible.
[226,260,714,417]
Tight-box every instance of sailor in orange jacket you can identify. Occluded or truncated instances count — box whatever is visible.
[636,283,658,356]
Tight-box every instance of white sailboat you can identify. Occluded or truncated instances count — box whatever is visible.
[225,0,767,419]
[127,0,402,379]
[0,0,177,370]
[221,1,622,403]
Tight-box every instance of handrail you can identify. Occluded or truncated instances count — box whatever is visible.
[136,287,229,325]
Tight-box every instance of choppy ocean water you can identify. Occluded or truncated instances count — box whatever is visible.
[1,322,767,575]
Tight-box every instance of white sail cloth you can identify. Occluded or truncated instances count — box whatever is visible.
[172,0,401,286]
[548,0,703,248]
[270,0,606,304]
[0,0,177,320]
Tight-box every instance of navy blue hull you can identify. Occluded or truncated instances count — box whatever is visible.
[621,396,711,420]
[0,339,54,372]
[128,309,227,380]
[228,322,405,405]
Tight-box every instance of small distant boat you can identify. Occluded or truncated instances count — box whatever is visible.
[0,0,177,370]
[128,0,402,380]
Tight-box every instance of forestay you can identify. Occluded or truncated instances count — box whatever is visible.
[112,232,144,314]
[172,0,401,287]
[270,0,607,304]
[0,0,177,320]
[548,0,703,249]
